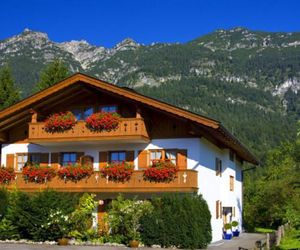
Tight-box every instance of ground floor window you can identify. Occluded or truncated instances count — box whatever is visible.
[17,153,28,171]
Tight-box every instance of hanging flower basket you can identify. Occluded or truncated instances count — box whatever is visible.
[143,160,178,183]
[0,167,15,184]
[101,161,134,183]
[44,111,76,133]
[85,112,120,132]
[57,164,93,182]
[22,164,56,183]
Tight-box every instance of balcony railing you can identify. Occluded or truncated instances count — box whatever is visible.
[28,118,149,142]
[4,170,198,193]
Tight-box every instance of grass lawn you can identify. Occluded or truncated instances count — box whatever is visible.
[255,227,275,233]
[278,228,300,250]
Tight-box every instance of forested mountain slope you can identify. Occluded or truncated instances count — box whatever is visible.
[1,27,299,159]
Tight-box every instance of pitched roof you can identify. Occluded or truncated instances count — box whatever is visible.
[0,73,259,165]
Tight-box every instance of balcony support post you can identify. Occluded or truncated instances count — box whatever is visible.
[136,107,142,118]
[29,109,37,123]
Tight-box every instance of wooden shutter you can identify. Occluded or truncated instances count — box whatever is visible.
[40,153,49,166]
[215,158,222,176]
[233,206,236,217]
[220,201,222,218]
[76,152,84,163]
[126,151,135,165]
[51,153,60,168]
[177,149,187,169]
[216,200,219,219]
[138,150,149,169]
[6,154,15,168]
[99,151,108,168]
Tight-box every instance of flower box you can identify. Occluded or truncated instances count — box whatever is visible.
[57,164,93,182]
[85,112,120,132]
[22,165,56,183]
[0,167,15,184]
[101,161,134,183]
[143,160,178,183]
[44,111,76,133]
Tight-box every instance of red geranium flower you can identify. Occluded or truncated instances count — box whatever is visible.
[57,164,93,182]
[143,160,178,183]
[101,161,133,183]
[22,164,56,183]
[44,111,76,133]
[85,112,120,132]
[0,167,15,184]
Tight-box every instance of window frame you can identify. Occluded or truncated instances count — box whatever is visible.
[16,153,28,171]
[60,152,77,166]
[215,158,222,176]
[229,175,234,191]
[109,151,126,163]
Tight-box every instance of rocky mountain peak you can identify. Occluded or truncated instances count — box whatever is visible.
[114,38,140,51]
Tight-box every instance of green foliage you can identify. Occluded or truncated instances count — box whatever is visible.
[68,193,97,240]
[3,190,79,241]
[105,194,153,243]
[0,218,19,240]
[140,194,212,249]
[244,126,300,230]
[35,58,70,91]
[278,228,300,249]
[231,221,239,227]
[0,188,9,220]
[0,65,20,110]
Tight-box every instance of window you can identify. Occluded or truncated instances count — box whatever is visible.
[230,175,234,191]
[215,158,222,176]
[229,150,235,161]
[100,105,117,113]
[72,107,93,120]
[216,200,222,219]
[29,153,41,164]
[61,153,77,166]
[17,153,28,171]
[110,151,126,163]
[165,150,177,165]
[150,150,163,165]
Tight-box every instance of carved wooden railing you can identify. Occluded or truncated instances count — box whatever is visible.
[28,118,149,142]
[4,170,198,193]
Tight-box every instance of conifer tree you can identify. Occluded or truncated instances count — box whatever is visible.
[0,65,20,109]
[35,58,70,91]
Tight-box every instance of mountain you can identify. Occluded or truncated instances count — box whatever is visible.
[0,27,299,159]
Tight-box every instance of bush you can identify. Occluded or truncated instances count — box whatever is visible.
[4,190,79,241]
[140,193,212,249]
[0,188,9,220]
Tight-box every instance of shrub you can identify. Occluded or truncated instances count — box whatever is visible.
[44,111,76,133]
[0,167,15,184]
[4,190,79,241]
[140,193,212,249]
[85,112,120,132]
[57,164,93,182]
[0,218,19,240]
[101,161,134,183]
[143,160,178,183]
[22,164,56,183]
[0,188,9,220]
[105,195,153,244]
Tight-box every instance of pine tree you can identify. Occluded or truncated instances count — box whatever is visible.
[0,65,20,110]
[35,59,70,91]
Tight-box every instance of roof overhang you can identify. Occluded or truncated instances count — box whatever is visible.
[0,73,259,165]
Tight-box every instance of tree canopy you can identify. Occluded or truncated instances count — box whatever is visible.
[35,59,70,91]
[0,65,20,110]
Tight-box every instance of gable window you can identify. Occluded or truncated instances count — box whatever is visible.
[110,151,126,163]
[101,105,117,113]
[17,153,28,171]
[230,175,234,191]
[61,153,77,166]
[72,107,93,120]
[165,150,177,165]
[215,158,222,176]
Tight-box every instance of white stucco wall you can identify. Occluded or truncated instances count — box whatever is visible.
[1,138,243,242]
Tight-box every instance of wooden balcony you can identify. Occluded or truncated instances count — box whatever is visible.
[28,118,149,143]
[4,170,198,193]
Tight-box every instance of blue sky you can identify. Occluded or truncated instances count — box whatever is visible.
[0,0,300,47]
